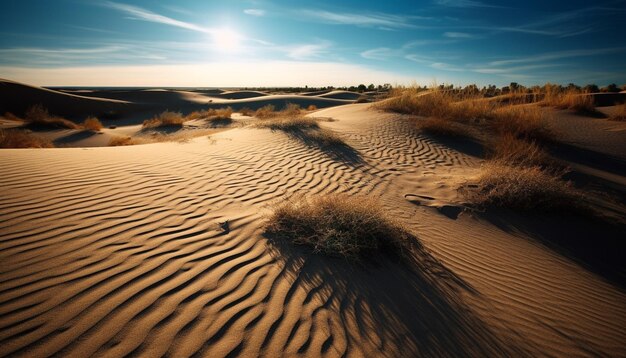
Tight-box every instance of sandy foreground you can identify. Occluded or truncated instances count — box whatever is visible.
[1,97,626,356]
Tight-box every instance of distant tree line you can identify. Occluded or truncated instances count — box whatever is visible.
[241,82,625,95]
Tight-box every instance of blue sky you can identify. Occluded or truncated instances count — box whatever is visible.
[1,0,625,86]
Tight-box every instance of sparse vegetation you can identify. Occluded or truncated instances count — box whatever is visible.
[490,105,555,142]
[609,103,626,121]
[109,128,218,146]
[239,107,254,116]
[486,133,550,168]
[143,111,185,128]
[265,194,416,261]
[24,104,80,129]
[108,136,137,146]
[254,104,277,118]
[542,86,598,114]
[307,105,318,111]
[255,116,343,146]
[83,116,103,131]
[418,117,471,137]
[467,163,586,213]
[0,128,54,148]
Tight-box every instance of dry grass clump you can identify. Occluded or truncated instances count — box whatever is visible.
[490,105,554,142]
[255,116,344,145]
[239,107,254,116]
[24,104,80,129]
[487,133,550,168]
[468,163,586,212]
[609,103,626,121]
[542,86,597,114]
[418,117,471,137]
[83,116,103,131]
[0,128,54,148]
[307,105,318,111]
[265,194,416,261]
[376,89,451,118]
[108,136,138,146]
[254,104,277,118]
[2,112,23,121]
[143,111,185,128]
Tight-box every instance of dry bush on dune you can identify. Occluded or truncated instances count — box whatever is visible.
[307,105,318,111]
[2,112,23,121]
[541,86,597,114]
[487,133,550,168]
[143,111,185,128]
[108,136,138,146]
[609,103,626,121]
[255,117,344,146]
[467,163,586,213]
[254,104,277,118]
[490,105,555,142]
[418,117,471,137]
[24,104,80,129]
[83,116,103,131]
[265,194,416,261]
[239,107,254,116]
[0,128,54,148]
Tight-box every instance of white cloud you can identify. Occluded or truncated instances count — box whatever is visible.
[434,0,505,8]
[285,41,332,60]
[443,32,475,38]
[299,9,415,29]
[0,62,409,87]
[244,9,266,16]
[360,47,400,60]
[489,47,626,66]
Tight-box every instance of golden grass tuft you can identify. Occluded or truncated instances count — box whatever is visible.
[487,133,550,168]
[490,105,555,142]
[2,112,23,121]
[0,128,54,148]
[417,117,471,137]
[265,194,416,261]
[609,103,626,121]
[542,87,597,114]
[108,136,138,146]
[307,105,318,111]
[254,104,277,118]
[239,107,254,116]
[24,104,80,129]
[467,163,586,212]
[143,111,185,128]
[83,116,103,131]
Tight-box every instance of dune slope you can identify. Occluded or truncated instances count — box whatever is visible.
[1,104,625,357]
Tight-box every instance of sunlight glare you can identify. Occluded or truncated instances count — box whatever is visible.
[212,28,241,52]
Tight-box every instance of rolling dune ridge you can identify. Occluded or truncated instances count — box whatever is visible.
[1,103,625,357]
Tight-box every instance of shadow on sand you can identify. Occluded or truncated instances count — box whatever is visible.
[263,233,526,357]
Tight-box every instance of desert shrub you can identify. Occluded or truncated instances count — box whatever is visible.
[2,112,23,121]
[418,117,471,137]
[265,194,416,260]
[282,103,302,116]
[0,128,54,148]
[467,163,586,212]
[24,104,80,129]
[375,89,452,118]
[609,103,626,121]
[143,111,185,128]
[490,105,554,142]
[108,136,137,146]
[307,105,318,111]
[255,117,344,145]
[486,133,550,168]
[239,107,254,116]
[254,104,276,118]
[255,117,319,131]
[83,116,103,131]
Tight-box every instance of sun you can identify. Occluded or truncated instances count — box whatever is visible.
[212,28,241,52]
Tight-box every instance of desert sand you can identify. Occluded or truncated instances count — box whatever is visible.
[1,81,625,357]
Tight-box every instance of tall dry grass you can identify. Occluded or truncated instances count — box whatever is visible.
[609,103,626,121]
[265,194,416,261]
[83,116,103,131]
[24,104,80,129]
[0,128,54,148]
[143,111,185,128]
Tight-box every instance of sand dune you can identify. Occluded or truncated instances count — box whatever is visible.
[1,102,624,357]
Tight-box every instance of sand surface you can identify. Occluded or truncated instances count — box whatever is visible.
[1,101,625,357]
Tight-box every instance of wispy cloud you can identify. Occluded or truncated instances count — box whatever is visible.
[286,40,332,60]
[489,47,626,66]
[434,0,506,9]
[360,47,401,60]
[244,9,266,16]
[298,9,416,29]
[103,1,215,34]
[443,31,476,38]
